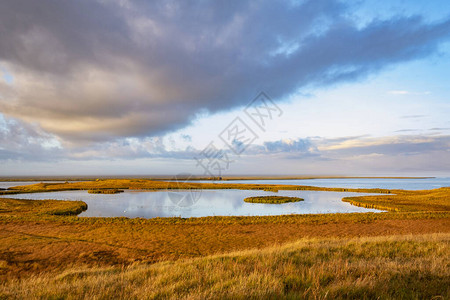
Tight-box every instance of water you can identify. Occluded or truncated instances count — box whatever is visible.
[0,189,383,218]
[194,177,450,190]
[1,177,446,218]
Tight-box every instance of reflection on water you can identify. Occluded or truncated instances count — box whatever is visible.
[1,189,383,218]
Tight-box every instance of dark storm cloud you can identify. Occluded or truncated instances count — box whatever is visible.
[1,0,450,143]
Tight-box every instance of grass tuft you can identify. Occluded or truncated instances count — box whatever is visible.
[244,196,304,204]
[87,189,124,194]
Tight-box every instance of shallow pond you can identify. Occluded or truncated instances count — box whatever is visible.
[1,189,383,218]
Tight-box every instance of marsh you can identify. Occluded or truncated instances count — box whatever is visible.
[1,188,383,218]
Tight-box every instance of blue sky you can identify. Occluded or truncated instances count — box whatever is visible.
[0,0,449,176]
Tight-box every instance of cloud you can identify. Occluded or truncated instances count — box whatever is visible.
[0,115,62,160]
[1,127,449,176]
[395,129,418,132]
[388,90,431,95]
[262,138,316,154]
[400,115,427,119]
[388,90,410,95]
[429,127,450,131]
[0,67,13,85]
[317,135,450,156]
[180,134,192,142]
[72,134,449,163]
[0,0,450,144]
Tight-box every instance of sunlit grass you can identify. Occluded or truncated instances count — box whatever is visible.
[244,196,304,204]
[1,233,448,299]
[88,189,124,194]
[0,198,87,217]
[342,187,450,212]
[3,179,395,194]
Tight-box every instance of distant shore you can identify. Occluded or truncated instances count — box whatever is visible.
[0,175,435,182]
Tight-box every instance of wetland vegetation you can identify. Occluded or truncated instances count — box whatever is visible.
[87,189,124,194]
[244,196,304,204]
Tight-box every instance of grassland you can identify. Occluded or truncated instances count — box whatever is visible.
[0,198,87,217]
[2,178,398,194]
[0,179,449,298]
[0,234,448,299]
[244,196,304,204]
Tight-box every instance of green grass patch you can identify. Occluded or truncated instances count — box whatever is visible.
[244,196,303,204]
[87,189,124,194]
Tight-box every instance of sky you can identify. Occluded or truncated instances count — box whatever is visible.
[0,0,450,177]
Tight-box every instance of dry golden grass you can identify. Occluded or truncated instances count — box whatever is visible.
[1,233,448,299]
[0,198,87,217]
[4,179,396,194]
[343,187,450,212]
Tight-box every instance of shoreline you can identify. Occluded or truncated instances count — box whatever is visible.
[0,175,437,182]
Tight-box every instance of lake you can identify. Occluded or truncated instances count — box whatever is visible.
[2,177,447,218]
[0,189,383,218]
[194,177,450,190]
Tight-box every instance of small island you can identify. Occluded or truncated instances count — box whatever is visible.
[88,189,124,194]
[244,196,304,204]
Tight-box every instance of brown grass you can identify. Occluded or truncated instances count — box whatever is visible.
[342,187,450,212]
[0,198,87,217]
[3,179,396,194]
[0,233,448,299]
[0,201,448,280]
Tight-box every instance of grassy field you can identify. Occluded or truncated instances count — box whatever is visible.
[0,179,449,298]
[1,234,448,299]
[0,198,87,217]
